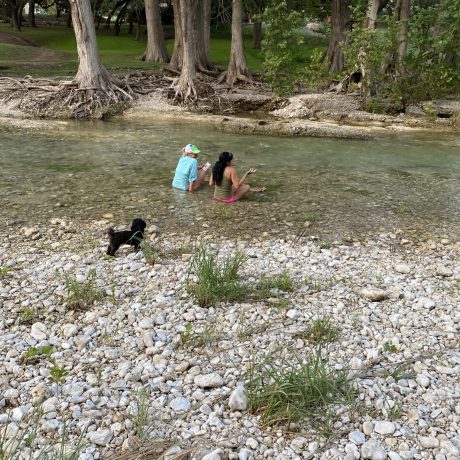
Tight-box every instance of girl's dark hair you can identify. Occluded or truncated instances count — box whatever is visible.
[212,151,233,186]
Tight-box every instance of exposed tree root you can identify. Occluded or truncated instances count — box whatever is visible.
[0,72,163,119]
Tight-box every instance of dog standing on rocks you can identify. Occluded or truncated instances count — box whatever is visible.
[106,218,146,256]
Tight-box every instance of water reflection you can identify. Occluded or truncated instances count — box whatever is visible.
[0,120,459,240]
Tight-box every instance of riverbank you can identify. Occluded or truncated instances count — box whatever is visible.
[1,222,459,459]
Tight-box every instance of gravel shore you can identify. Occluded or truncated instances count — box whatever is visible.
[1,220,459,460]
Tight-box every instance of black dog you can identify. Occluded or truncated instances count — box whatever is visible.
[106,218,146,256]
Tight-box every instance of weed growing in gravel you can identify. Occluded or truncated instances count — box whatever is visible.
[61,268,104,309]
[49,364,69,386]
[187,245,248,306]
[266,297,290,311]
[20,345,53,365]
[304,276,323,293]
[140,239,158,265]
[319,241,332,249]
[386,400,402,421]
[302,317,341,346]
[19,307,38,324]
[256,271,298,295]
[0,409,87,460]
[248,349,355,430]
[0,267,12,277]
[132,387,156,440]
[383,342,398,353]
[181,322,222,348]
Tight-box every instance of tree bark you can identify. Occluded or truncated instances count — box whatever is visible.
[203,0,211,62]
[223,0,251,85]
[326,0,351,72]
[10,0,21,31]
[142,0,169,62]
[253,20,262,49]
[193,0,213,71]
[364,0,379,30]
[173,0,197,100]
[69,0,115,90]
[169,0,183,70]
[397,0,410,63]
[28,0,36,27]
[114,1,128,36]
[67,11,72,27]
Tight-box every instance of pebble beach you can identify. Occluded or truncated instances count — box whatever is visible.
[1,219,459,460]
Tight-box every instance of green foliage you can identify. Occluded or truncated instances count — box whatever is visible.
[20,345,53,365]
[256,271,298,295]
[62,268,104,309]
[0,267,12,277]
[187,245,248,306]
[132,387,156,440]
[19,308,38,324]
[383,342,398,353]
[261,1,305,95]
[405,0,460,99]
[303,317,341,346]
[49,364,69,385]
[140,239,158,265]
[248,349,355,429]
[180,322,221,348]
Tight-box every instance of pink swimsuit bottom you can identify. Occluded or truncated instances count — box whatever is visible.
[214,196,238,203]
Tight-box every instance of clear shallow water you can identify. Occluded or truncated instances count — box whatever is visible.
[1,120,459,241]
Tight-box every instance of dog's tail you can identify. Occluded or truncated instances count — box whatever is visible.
[108,227,115,237]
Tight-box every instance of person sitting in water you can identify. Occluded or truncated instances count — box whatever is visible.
[172,144,208,193]
[209,151,266,203]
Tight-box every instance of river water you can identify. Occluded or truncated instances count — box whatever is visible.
[1,119,459,241]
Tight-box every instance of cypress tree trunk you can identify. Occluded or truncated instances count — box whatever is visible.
[173,0,197,100]
[364,0,379,30]
[169,0,183,70]
[327,0,351,72]
[142,0,169,62]
[397,0,410,63]
[28,1,37,28]
[222,0,251,85]
[193,0,213,71]
[70,0,115,90]
[253,20,262,49]
[114,1,128,36]
[203,0,211,62]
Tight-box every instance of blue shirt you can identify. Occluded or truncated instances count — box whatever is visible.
[172,156,198,191]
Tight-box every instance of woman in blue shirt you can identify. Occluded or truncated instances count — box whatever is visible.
[172,144,208,192]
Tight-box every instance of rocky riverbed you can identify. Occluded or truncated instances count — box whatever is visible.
[0,220,459,460]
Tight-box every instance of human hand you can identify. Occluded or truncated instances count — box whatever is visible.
[247,168,257,175]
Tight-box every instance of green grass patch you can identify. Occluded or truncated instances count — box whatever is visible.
[181,321,222,348]
[187,244,248,307]
[301,317,341,346]
[248,349,355,431]
[255,271,298,298]
[61,267,105,309]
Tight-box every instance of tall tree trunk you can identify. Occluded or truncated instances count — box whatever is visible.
[128,11,134,34]
[193,0,213,71]
[253,20,262,49]
[222,0,251,85]
[364,0,379,30]
[169,0,183,70]
[142,0,169,61]
[203,0,211,62]
[69,0,114,89]
[67,11,72,27]
[326,0,351,72]
[397,0,410,64]
[10,0,21,31]
[28,0,36,27]
[173,0,197,100]
[135,4,142,40]
[114,1,128,36]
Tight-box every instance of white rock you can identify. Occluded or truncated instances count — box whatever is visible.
[30,322,48,341]
[202,448,224,460]
[416,374,430,387]
[88,429,113,446]
[238,448,254,460]
[228,386,248,411]
[419,436,439,448]
[361,440,387,460]
[194,373,224,388]
[42,419,60,433]
[395,264,411,274]
[374,420,396,435]
[363,421,374,435]
[62,324,79,338]
[388,453,402,460]
[349,430,366,445]
[246,438,258,450]
[169,397,191,413]
[360,288,388,301]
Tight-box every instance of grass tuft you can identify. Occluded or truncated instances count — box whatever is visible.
[302,316,341,346]
[61,268,104,309]
[187,245,248,306]
[248,349,355,430]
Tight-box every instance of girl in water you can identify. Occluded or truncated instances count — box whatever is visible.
[209,151,266,203]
